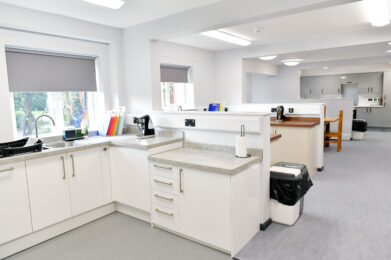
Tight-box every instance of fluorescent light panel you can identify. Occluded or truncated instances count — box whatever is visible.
[259,55,277,60]
[84,0,125,9]
[364,0,390,27]
[201,30,251,46]
[282,59,303,66]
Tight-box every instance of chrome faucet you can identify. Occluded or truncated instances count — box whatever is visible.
[35,115,56,138]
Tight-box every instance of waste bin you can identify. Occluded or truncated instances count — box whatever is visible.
[352,119,367,140]
[270,162,313,225]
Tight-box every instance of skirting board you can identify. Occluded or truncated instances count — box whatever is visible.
[115,202,150,223]
[151,223,231,256]
[0,203,116,259]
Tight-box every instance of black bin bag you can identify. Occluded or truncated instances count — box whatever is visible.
[270,162,313,206]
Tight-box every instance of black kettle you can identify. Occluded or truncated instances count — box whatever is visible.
[276,106,286,121]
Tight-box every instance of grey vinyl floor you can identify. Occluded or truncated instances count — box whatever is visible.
[6,131,391,260]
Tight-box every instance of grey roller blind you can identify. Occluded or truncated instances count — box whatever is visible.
[5,48,97,92]
[160,65,189,83]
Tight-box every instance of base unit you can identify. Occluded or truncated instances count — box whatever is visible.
[149,162,261,257]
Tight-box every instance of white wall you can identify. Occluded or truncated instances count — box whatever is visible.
[123,0,345,113]
[247,66,301,103]
[156,41,218,109]
[0,3,124,142]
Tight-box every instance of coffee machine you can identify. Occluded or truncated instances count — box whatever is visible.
[276,106,286,121]
[133,115,155,139]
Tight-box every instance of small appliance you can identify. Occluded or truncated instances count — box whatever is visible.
[133,115,155,139]
[276,106,286,121]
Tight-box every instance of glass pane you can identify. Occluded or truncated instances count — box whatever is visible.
[13,92,92,138]
[13,92,49,137]
[160,82,194,109]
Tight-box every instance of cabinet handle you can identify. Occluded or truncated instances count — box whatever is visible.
[61,156,66,180]
[153,164,172,170]
[154,194,174,201]
[70,154,75,177]
[0,167,14,174]
[153,179,173,186]
[155,208,174,217]
[368,87,370,93]
[179,168,184,193]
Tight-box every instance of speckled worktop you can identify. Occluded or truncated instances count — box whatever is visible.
[148,147,261,174]
[0,135,183,166]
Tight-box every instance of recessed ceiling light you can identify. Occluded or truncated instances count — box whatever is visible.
[259,55,277,61]
[363,0,390,27]
[323,67,328,69]
[83,0,125,9]
[387,50,391,53]
[340,76,347,79]
[282,59,303,66]
[200,30,252,47]
[388,42,391,45]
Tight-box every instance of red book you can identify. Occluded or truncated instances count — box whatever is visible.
[106,112,116,136]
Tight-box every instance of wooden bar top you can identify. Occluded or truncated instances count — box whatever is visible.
[270,117,320,127]
[270,134,282,142]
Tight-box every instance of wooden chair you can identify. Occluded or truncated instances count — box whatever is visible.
[324,110,343,152]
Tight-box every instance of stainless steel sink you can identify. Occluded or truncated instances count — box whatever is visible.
[44,141,78,149]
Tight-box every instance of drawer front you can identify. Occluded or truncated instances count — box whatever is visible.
[151,189,179,209]
[151,175,179,195]
[150,162,178,179]
[151,204,179,232]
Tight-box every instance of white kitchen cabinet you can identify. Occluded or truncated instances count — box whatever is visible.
[0,162,32,245]
[340,74,358,84]
[357,73,383,94]
[149,161,261,256]
[271,126,317,176]
[110,147,150,211]
[68,147,105,216]
[26,155,72,231]
[179,168,231,250]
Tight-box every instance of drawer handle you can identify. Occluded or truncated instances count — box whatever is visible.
[153,179,173,186]
[154,164,172,170]
[154,194,174,201]
[0,167,14,174]
[155,208,174,216]
[179,168,184,193]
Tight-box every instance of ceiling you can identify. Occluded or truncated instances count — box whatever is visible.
[0,0,223,28]
[168,1,372,51]
[250,42,391,66]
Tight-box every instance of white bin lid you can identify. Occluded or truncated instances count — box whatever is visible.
[270,166,301,177]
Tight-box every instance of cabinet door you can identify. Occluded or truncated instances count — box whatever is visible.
[68,147,105,216]
[179,168,231,251]
[371,72,383,94]
[272,127,309,165]
[26,155,72,231]
[110,147,150,211]
[0,162,32,244]
[358,73,372,94]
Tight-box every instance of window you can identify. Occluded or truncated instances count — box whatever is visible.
[6,48,99,137]
[160,64,194,110]
[12,92,97,137]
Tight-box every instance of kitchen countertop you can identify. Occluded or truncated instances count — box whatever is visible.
[270,117,320,127]
[0,135,183,166]
[148,148,261,175]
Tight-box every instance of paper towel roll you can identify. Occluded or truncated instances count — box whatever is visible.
[235,136,247,158]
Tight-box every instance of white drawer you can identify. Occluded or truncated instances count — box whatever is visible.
[150,162,178,179]
[151,175,179,195]
[151,190,179,210]
[151,204,179,232]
